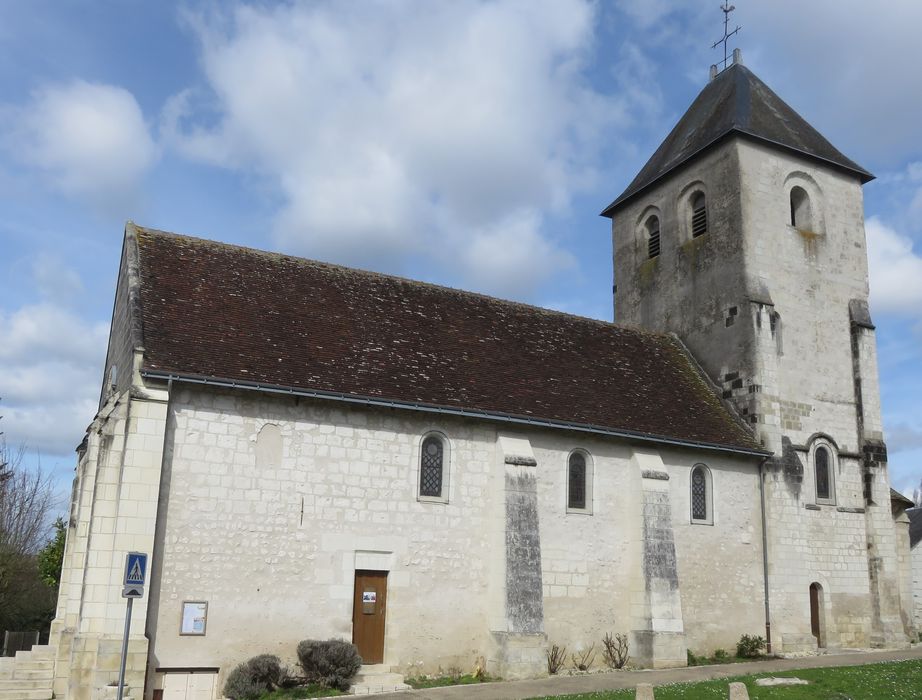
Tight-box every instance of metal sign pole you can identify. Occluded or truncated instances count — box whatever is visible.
[116,596,133,700]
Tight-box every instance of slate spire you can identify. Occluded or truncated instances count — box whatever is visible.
[601,59,873,217]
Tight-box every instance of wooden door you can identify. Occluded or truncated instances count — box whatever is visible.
[809,583,822,646]
[352,570,387,664]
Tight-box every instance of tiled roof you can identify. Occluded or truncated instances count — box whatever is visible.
[131,224,764,454]
[602,63,873,216]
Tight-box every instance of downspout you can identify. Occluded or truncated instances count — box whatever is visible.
[759,456,772,654]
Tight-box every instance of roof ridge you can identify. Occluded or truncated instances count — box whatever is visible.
[129,221,675,342]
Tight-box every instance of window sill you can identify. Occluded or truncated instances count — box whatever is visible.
[690,519,713,526]
[417,495,449,505]
[566,508,593,515]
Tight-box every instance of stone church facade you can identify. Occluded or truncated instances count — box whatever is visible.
[17,55,915,699]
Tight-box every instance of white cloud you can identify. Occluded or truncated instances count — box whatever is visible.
[165,0,626,296]
[4,80,157,209]
[0,288,108,457]
[866,216,922,317]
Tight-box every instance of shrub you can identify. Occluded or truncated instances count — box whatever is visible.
[736,634,766,658]
[571,643,596,671]
[686,649,700,666]
[223,655,285,700]
[602,632,630,669]
[546,644,566,675]
[713,648,729,662]
[297,638,362,691]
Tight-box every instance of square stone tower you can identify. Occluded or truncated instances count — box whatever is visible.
[602,54,910,651]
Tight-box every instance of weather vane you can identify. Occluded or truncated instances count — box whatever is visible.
[711,3,741,72]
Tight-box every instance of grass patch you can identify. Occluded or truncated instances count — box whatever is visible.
[527,659,922,699]
[256,685,343,699]
[406,673,496,689]
[686,652,775,667]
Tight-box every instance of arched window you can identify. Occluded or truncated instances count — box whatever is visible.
[419,434,448,501]
[813,444,835,504]
[646,216,661,259]
[790,186,812,229]
[690,464,712,524]
[567,451,592,513]
[691,192,708,237]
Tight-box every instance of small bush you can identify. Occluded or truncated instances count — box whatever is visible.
[223,655,285,700]
[602,632,630,669]
[736,634,766,658]
[713,648,729,662]
[686,649,699,666]
[297,639,362,691]
[571,644,596,671]
[546,644,567,675]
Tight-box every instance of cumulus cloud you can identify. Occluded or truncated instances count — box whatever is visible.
[866,216,922,317]
[3,80,157,210]
[165,0,625,296]
[0,269,109,457]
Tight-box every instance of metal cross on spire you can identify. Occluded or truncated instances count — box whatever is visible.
[711,3,741,72]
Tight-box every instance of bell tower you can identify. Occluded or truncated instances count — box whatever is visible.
[602,53,909,651]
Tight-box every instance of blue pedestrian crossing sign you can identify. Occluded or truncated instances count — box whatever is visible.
[124,552,148,586]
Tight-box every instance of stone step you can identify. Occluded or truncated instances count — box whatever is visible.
[25,646,54,661]
[351,681,412,695]
[351,666,410,695]
[3,660,53,672]
[0,689,53,700]
[0,678,54,691]
[14,668,55,681]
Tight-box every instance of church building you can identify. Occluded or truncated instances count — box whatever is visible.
[8,52,915,700]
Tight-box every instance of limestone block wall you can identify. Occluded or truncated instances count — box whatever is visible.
[51,389,170,700]
[912,541,922,635]
[534,436,636,652]
[146,387,500,692]
[667,453,765,655]
[736,139,869,456]
[612,140,748,393]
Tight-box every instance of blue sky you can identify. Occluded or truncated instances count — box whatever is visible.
[1,0,921,505]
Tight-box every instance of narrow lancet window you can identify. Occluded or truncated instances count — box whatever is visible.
[647,216,661,259]
[790,186,812,229]
[815,446,831,501]
[691,465,710,522]
[420,435,444,498]
[691,192,708,237]
[568,452,587,510]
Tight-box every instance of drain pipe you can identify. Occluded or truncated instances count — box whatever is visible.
[758,456,772,654]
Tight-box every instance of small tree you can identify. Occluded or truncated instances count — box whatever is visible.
[38,518,66,588]
[0,424,58,634]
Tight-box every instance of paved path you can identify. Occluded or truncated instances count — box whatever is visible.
[372,646,922,699]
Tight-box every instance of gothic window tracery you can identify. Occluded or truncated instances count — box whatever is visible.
[419,434,447,500]
[691,464,712,524]
[567,450,592,513]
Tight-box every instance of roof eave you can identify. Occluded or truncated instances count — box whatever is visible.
[141,368,771,459]
[600,130,874,219]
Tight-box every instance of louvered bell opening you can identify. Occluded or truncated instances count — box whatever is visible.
[648,228,661,258]
[692,205,707,237]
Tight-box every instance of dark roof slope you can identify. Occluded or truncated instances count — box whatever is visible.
[131,225,763,454]
[602,63,873,216]
[909,508,922,548]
